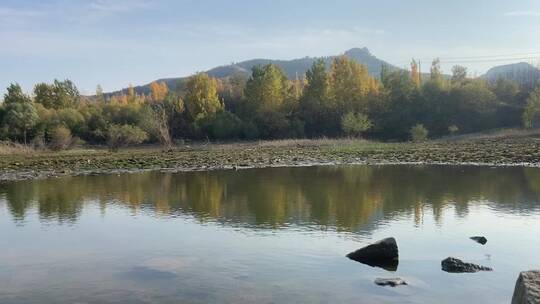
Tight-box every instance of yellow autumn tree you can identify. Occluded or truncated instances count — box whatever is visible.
[328,56,376,113]
[150,81,169,102]
[184,73,223,122]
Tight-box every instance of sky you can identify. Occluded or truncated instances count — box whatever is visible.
[2,0,540,95]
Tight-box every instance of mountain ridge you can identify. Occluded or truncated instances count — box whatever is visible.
[108,47,398,96]
[482,62,540,85]
[108,49,540,96]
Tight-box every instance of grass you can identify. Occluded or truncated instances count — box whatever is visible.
[0,141,35,155]
[437,127,540,142]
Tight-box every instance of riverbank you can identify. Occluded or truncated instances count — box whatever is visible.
[2,135,540,181]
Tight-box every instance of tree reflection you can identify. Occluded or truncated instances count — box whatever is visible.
[1,165,540,232]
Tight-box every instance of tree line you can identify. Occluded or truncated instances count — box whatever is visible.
[1,57,540,150]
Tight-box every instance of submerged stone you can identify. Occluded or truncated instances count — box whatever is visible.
[470,236,488,245]
[511,270,540,304]
[374,278,407,287]
[441,257,492,273]
[347,237,399,271]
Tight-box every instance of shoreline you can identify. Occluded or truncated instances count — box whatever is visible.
[2,160,540,182]
[2,136,540,181]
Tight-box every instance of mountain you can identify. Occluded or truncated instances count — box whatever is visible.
[109,47,398,96]
[483,62,540,86]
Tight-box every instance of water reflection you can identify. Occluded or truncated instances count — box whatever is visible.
[2,165,540,232]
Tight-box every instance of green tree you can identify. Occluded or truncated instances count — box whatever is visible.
[341,112,373,137]
[449,79,498,132]
[245,64,291,112]
[184,73,223,123]
[205,111,242,139]
[523,89,540,128]
[300,59,332,136]
[451,65,467,86]
[377,70,420,140]
[244,64,293,138]
[34,79,80,109]
[3,83,39,144]
[430,58,443,85]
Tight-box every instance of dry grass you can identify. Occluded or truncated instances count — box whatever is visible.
[257,137,369,147]
[438,128,540,142]
[0,141,35,155]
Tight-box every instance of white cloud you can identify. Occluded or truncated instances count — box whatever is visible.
[504,11,540,17]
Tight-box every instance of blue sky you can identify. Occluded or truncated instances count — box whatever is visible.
[2,0,540,95]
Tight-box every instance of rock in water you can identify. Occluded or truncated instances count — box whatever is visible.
[470,236,488,245]
[374,278,407,287]
[347,237,399,271]
[512,270,540,304]
[441,257,492,273]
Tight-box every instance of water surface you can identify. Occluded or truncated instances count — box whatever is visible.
[1,165,540,303]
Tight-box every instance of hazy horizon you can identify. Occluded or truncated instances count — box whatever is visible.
[2,0,540,94]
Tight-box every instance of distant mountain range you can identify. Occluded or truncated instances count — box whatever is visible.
[482,62,540,85]
[108,48,540,96]
[109,47,398,96]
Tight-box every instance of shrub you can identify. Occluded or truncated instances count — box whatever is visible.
[448,124,459,135]
[50,125,72,150]
[410,124,428,142]
[206,111,242,140]
[107,124,148,151]
[341,112,373,137]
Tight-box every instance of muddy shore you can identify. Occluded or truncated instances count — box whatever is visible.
[2,137,540,181]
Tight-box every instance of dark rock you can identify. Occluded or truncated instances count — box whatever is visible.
[470,236,488,245]
[511,270,540,304]
[374,278,407,287]
[347,237,399,271]
[441,257,492,273]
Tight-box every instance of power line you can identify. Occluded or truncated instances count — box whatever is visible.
[394,55,540,66]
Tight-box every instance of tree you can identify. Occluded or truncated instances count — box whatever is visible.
[143,92,184,148]
[341,112,373,137]
[449,79,498,132]
[377,70,420,140]
[127,84,136,104]
[245,64,291,112]
[523,89,540,128]
[410,59,421,88]
[96,85,105,103]
[205,111,242,139]
[300,59,332,136]
[184,73,223,123]
[150,81,168,102]
[107,124,148,151]
[430,58,444,87]
[244,64,292,138]
[451,65,467,85]
[328,56,376,114]
[50,125,72,150]
[34,79,80,109]
[410,123,428,142]
[3,83,39,144]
